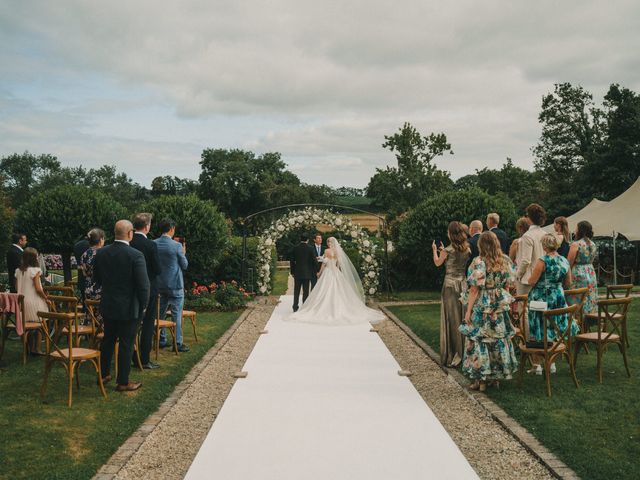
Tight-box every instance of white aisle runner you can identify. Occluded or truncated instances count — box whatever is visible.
[185,296,478,479]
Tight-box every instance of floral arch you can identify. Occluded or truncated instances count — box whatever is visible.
[256,207,380,296]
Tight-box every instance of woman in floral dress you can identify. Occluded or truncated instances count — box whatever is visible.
[527,233,578,374]
[460,232,518,392]
[567,221,598,316]
[79,228,105,301]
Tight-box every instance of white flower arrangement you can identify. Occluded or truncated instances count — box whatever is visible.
[255,207,380,297]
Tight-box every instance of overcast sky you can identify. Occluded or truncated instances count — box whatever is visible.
[1,1,639,188]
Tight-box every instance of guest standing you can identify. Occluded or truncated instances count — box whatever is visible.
[73,233,91,303]
[432,221,469,368]
[95,220,150,391]
[487,212,509,255]
[526,233,578,374]
[553,216,571,258]
[79,229,105,302]
[509,217,529,264]
[131,213,162,369]
[467,220,483,265]
[7,233,27,293]
[15,247,49,354]
[155,218,189,353]
[566,221,598,316]
[459,232,518,391]
[515,204,547,295]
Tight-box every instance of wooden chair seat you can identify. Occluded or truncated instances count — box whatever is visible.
[575,332,620,343]
[24,321,43,330]
[520,342,566,354]
[165,309,198,342]
[50,348,101,360]
[156,319,176,328]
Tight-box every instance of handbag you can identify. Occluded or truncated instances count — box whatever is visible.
[528,268,549,311]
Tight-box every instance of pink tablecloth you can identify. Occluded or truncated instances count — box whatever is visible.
[0,292,23,335]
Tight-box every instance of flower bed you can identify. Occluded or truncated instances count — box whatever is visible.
[185,280,252,311]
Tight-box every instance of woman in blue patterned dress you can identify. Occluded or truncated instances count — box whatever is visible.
[527,233,578,374]
[567,221,598,316]
[79,228,105,301]
[460,232,518,392]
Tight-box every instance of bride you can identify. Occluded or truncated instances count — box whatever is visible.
[286,237,385,326]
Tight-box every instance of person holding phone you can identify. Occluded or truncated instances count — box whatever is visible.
[432,221,470,368]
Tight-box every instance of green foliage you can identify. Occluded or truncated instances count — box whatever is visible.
[143,194,229,284]
[213,236,261,291]
[0,151,61,208]
[367,122,454,215]
[150,175,199,196]
[395,188,517,288]
[0,184,14,269]
[15,185,127,279]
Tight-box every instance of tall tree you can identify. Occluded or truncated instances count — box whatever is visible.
[0,152,61,208]
[367,122,453,215]
[532,83,604,217]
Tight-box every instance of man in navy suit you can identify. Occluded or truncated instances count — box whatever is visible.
[487,213,509,255]
[467,220,483,266]
[155,218,189,352]
[95,220,150,391]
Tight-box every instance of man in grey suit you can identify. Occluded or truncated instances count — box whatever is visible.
[155,218,190,352]
[95,220,150,391]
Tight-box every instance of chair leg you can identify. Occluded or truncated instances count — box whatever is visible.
[75,362,81,390]
[567,352,579,388]
[22,332,29,365]
[94,357,107,399]
[544,361,552,397]
[172,326,178,355]
[192,315,198,343]
[68,363,74,407]
[596,345,603,383]
[155,324,159,361]
[0,324,7,361]
[619,342,631,378]
[40,359,53,401]
[134,335,143,370]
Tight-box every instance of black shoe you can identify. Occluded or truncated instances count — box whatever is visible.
[141,361,161,369]
[293,307,298,312]
[172,344,190,353]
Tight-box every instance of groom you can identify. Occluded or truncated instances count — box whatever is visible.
[290,234,317,312]
[310,233,325,289]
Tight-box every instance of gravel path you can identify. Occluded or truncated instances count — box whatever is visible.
[115,303,274,480]
[375,318,554,480]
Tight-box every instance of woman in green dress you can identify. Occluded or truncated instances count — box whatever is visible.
[432,221,469,368]
[459,232,518,391]
[527,233,578,374]
[567,221,598,315]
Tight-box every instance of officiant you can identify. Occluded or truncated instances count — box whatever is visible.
[311,233,325,289]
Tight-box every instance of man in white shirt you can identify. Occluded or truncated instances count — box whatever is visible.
[516,204,548,295]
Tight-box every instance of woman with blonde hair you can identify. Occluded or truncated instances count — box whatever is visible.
[553,216,571,258]
[432,221,470,367]
[459,232,518,391]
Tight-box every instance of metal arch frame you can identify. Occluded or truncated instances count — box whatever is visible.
[239,203,392,294]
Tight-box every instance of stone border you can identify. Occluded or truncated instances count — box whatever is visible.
[93,306,256,480]
[379,305,581,480]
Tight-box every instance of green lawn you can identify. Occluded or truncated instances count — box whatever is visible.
[272,268,290,296]
[378,290,441,302]
[0,310,240,480]
[388,303,640,480]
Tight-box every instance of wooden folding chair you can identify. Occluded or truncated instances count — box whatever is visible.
[154,295,178,359]
[166,309,198,343]
[574,297,633,383]
[0,295,46,365]
[39,311,107,407]
[584,284,633,346]
[518,304,580,397]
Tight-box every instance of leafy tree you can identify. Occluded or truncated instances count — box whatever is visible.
[15,185,127,281]
[151,175,199,196]
[533,83,604,217]
[395,188,517,288]
[143,195,229,284]
[0,152,62,208]
[367,122,454,215]
[0,184,14,270]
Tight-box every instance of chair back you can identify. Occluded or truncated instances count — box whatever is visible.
[595,297,633,343]
[510,294,528,344]
[44,285,76,298]
[564,287,588,329]
[47,295,84,338]
[38,311,75,362]
[606,284,634,299]
[542,304,580,355]
[84,299,102,336]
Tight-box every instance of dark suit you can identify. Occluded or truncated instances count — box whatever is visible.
[6,245,23,293]
[290,242,317,311]
[468,234,480,264]
[310,242,325,289]
[73,238,90,301]
[130,232,162,365]
[490,227,509,255]
[95,241,150,385]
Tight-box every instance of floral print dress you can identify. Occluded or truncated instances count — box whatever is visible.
[567,239,598,315]
[528,255,579,341]
[459,256,519,381]
[80,247,102,301]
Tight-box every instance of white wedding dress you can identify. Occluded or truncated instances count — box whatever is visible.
[287,238,385,326]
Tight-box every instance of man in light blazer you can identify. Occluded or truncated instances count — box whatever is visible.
[516,204,548,295]
[155,218,189,352]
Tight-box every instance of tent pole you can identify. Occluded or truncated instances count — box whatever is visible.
[613,231,618,285]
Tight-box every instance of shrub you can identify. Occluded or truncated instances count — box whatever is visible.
[143,195,229,284]
[396,188,517,289]
[185,280,251,311]
[214,237,260,292]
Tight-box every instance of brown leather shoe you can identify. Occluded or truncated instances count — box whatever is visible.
[115,382,142,392]
[98,374,112,385]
